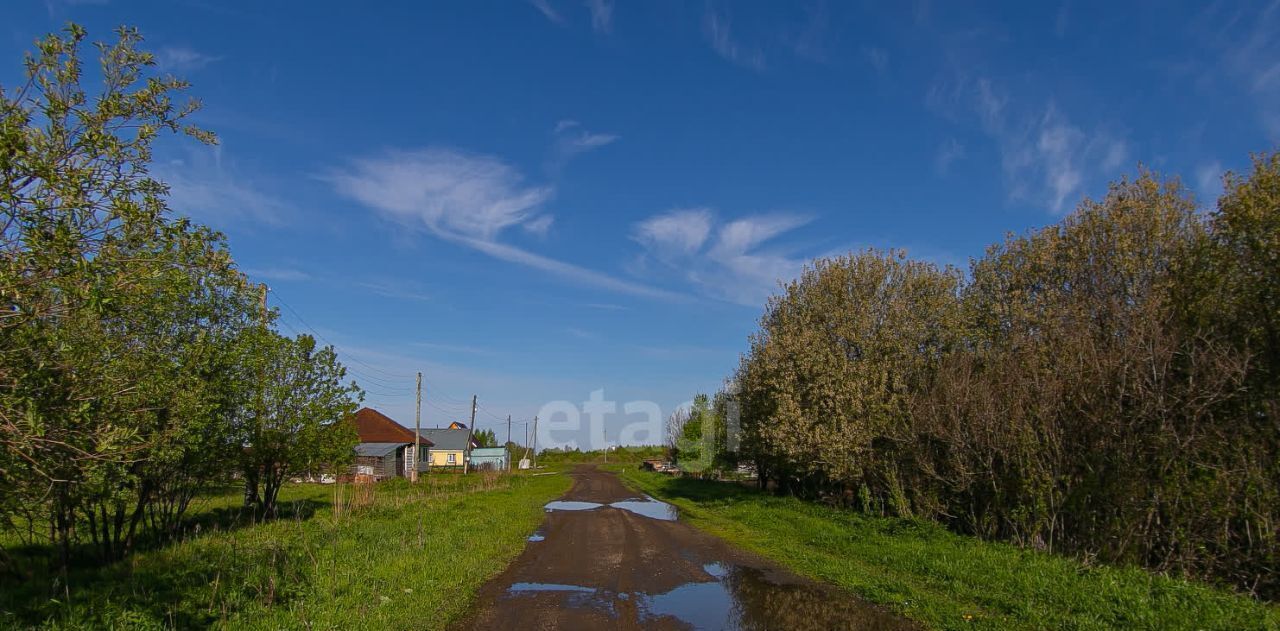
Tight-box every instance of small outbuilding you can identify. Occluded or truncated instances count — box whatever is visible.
[469,447,509,471]
[353,442,410,480]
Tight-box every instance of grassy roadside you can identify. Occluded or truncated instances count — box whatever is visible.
[1,471,569,630]
[618,467,1280,631]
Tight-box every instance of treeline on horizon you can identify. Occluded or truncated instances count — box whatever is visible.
[0,26,363,576]
[704,153,1279,598]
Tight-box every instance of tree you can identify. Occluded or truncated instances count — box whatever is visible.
[0,23,239,565]
[474,428,498,448]
[726,163,1280,595]
[674,394,720,473]
[239,331,362,517]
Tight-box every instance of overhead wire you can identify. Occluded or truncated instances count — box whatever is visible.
[268,288,415,381]
[266,287,516,422]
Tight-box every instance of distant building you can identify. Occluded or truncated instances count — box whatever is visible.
[420,428,481,470]
[350,407,432,480]
[469,447,509,471]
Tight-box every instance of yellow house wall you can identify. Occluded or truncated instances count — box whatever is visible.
[428,449,465,467]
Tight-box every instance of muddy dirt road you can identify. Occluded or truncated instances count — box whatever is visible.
[453,465,916,630]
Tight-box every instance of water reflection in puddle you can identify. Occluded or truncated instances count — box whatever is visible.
[509,582,596,593]
[609,497,679,521]
[543,500,602,512]
[543,495,678,521]
[502,563,913,630]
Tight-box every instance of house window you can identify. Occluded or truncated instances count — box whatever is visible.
[447,453,456,465]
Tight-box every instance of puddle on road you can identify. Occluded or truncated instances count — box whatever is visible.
[608,497,679,521]
[543,500,603,512]
[527,530,546,542]
[543,495,678,521]
[521,495,910,628]
[509,582,596,593]
[501,562,913,630]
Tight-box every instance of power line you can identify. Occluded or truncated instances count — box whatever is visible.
[268,288,415,381]
[272,316,415,397]
[266,288,503,418]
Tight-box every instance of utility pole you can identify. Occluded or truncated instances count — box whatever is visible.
[505,415,512,472]
[413,372,422,482]
[463,395,477,474]
[531,415,539,469]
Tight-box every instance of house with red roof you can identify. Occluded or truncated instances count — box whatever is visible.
[350,407,432,480]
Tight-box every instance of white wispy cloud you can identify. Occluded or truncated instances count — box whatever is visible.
[1210,1,1280,138]
[788,2,830,61]
[529,0,565,25]
[563,131,619,152]
[632,208,712,258]
[934,137,965,175]
[930,75,1127,213]
[325,148,681,301]
[632,209,810,305]
[155,46,223,73]
[522,214,555,236]
[326,148,552,240]
[584,0,613,32]
[548,121,619,173]
[1195,161,1224,204]
[156,145,293,226]
[703,9,766,71]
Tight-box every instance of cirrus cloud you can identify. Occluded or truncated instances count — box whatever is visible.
[325,147,681,301]
[632,209,810,305]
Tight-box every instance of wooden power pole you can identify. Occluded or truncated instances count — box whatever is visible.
[505,415,512,472]
[531,415,538,469]
[463,395,477,474]
[413,372,422,482]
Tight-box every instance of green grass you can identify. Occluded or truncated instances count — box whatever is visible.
[1,471,570,630]
[618,467,1280,631]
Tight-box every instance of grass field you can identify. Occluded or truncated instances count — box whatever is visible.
[0,471,570,630]
[619,467,1280,631]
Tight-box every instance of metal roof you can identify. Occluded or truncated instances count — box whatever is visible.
[420,428,474,451]
[354,442,408,458]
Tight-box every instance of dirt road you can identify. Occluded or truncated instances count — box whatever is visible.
[453,465,915,630]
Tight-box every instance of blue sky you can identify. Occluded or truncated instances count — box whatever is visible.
[7,1,1279,447]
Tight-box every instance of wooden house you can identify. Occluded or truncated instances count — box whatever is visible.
[350,407,433,480]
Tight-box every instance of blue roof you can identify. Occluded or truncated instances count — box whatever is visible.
[470,447,507,457]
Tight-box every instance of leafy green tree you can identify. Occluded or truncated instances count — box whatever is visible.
[474,428,498,448]
[729,163,1280,595]
[674,394,720,473]
[0,24,236,564]
[239,331,361,517]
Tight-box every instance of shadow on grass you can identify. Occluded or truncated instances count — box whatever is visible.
[0,496,330,628]
[640,472,763,503]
